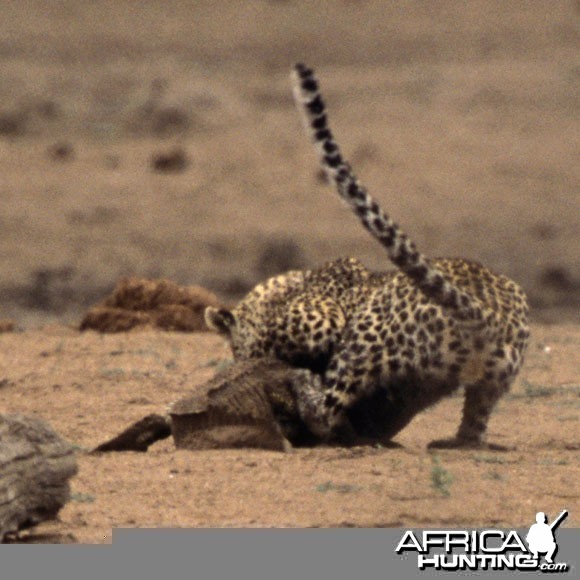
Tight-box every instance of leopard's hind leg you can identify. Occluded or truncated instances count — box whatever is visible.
[428,345,524,450]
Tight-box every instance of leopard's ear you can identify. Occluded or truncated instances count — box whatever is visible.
[204,306,236,335]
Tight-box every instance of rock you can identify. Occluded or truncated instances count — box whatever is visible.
[0,414,78,542]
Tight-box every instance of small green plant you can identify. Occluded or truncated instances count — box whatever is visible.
[315,481,361,494]
[537,457,569,466]
[165,359,178,370]
[200,358,234,372]
[473,454,515,465]
[508,380,553,400]
[557,415,578,422]
[100,367,126,379]
[483,470,504,481]
[70,443,90,453]
[522,380,553,398]
[70,492,96,503]
[430,455,453,497]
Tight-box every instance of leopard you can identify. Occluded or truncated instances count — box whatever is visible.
[205,63,530,450]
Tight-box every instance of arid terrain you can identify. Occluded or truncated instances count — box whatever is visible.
[0,1,578,542]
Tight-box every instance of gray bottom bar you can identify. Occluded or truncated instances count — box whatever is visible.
[0,528,576,580]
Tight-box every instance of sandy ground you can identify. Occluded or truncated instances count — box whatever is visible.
[0,323,578,542]
[0,0,578,541]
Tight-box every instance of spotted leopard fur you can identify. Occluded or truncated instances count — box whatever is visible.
[205,64,530,449]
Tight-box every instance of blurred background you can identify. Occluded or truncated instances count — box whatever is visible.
[0,0,578,327]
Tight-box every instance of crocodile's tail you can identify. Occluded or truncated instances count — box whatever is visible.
[291,63,483,321]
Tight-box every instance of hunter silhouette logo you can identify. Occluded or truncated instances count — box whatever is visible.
[526,510,568,564]
[395,509,570,573]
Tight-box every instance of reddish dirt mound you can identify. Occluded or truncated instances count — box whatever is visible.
[0,320,15,333]
[79,277,225,333]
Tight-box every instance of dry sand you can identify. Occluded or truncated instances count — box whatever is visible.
[0,323,578,542]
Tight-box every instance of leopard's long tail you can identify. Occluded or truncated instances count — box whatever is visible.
[291,63,482,321]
